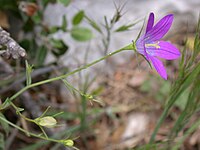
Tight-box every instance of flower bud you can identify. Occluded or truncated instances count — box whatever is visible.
[35,116,57,128]
[85,94,93,99]
[62,139,74,147]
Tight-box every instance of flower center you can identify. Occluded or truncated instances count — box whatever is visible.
[145,41,160,49]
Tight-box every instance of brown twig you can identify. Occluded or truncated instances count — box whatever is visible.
[0,27,26,59]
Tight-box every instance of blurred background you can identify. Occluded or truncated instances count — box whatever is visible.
[0,0,200,150]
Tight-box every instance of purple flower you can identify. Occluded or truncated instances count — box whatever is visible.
[136,13,181,80]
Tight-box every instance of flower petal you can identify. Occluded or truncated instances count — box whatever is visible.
[136,36,145,55]
[145,14,173,42]
[146,41,181,60]
[148,56,167,80]
[146,12,154,33]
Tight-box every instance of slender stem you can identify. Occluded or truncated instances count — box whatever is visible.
[0,115,59,143]
[62,79,84,96]
[80,95,87,131]
[172,119,200,150]
[10,102,34,122]
[7,44,134,103]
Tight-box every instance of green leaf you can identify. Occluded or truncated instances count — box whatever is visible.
[170,78,200,141]
[46,110,78,120]
[84,15,102,33]
[0,98,11,110]
[16,107,25,113]
[0,133,5,150]
[19,39,37,58]
[23,18,35,32]
[0,113,10,136]
[50,39,68,57]
[115,19,141,32]
[57,0,71,6]
[91,86,104,96]
[71,27,93,41]
[32,13,41,24]
[49,26,60,34]
[42,0,55,7]
[173,119,200,150]
[174,89,189,110]
[150,53,200,144]
[25,60,33,86]
[14,106,25,115]
[61,15,67,31]
[35,46,48,66]
[192,17,200,61]
[115,23,137,32]
[72,10,84,25]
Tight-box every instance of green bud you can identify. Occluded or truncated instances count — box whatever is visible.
[62,139,74,147]
[85,94,93,99]
[35,116,57,128]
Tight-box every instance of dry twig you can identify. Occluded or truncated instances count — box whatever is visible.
[0,27,26,59]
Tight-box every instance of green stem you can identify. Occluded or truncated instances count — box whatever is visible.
[149,95,176,146]
[172,119,200,150]
[0,115,59,143]
[10,102,34,123]
[62,79,85,96]
[7,44,134,103]
[80,95,87,131]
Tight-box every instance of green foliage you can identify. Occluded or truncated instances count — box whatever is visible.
[174,88,189,110]
[57,0,71,6]
[32,13,42,25]
[47,110,79,120]
[19,39,36,58]
[25,60,33,85]
[84,16,102,33]
[192,17,200,61]
[0,113,9,136]
[50,39,69,57]
[61,15,67,32]
[0,0,20,18]
[0,133,5,150]
[71,27,93,41]
[149,16,200,149]
[72,10,85,26]
[3,1,200,149]
[35,45,48,67]
[114,22,139,32]
[173,119,200,150]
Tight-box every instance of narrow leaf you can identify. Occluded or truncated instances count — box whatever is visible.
[72,10,84,25]
[115,20,141,32]
[84,15,102,33]
[35,46,48,66]
[0,133,5,150]
[25,60,33,86]
[61,15,67,31]
[0,113,10,136]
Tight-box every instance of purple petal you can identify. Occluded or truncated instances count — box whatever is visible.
[136,35,145,55]
[145,14,173,42]
[146,13,154,33]
[146,41,181,60]
[148,56,167,80]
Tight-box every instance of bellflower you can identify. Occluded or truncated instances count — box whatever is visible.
[136,13,181,80]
